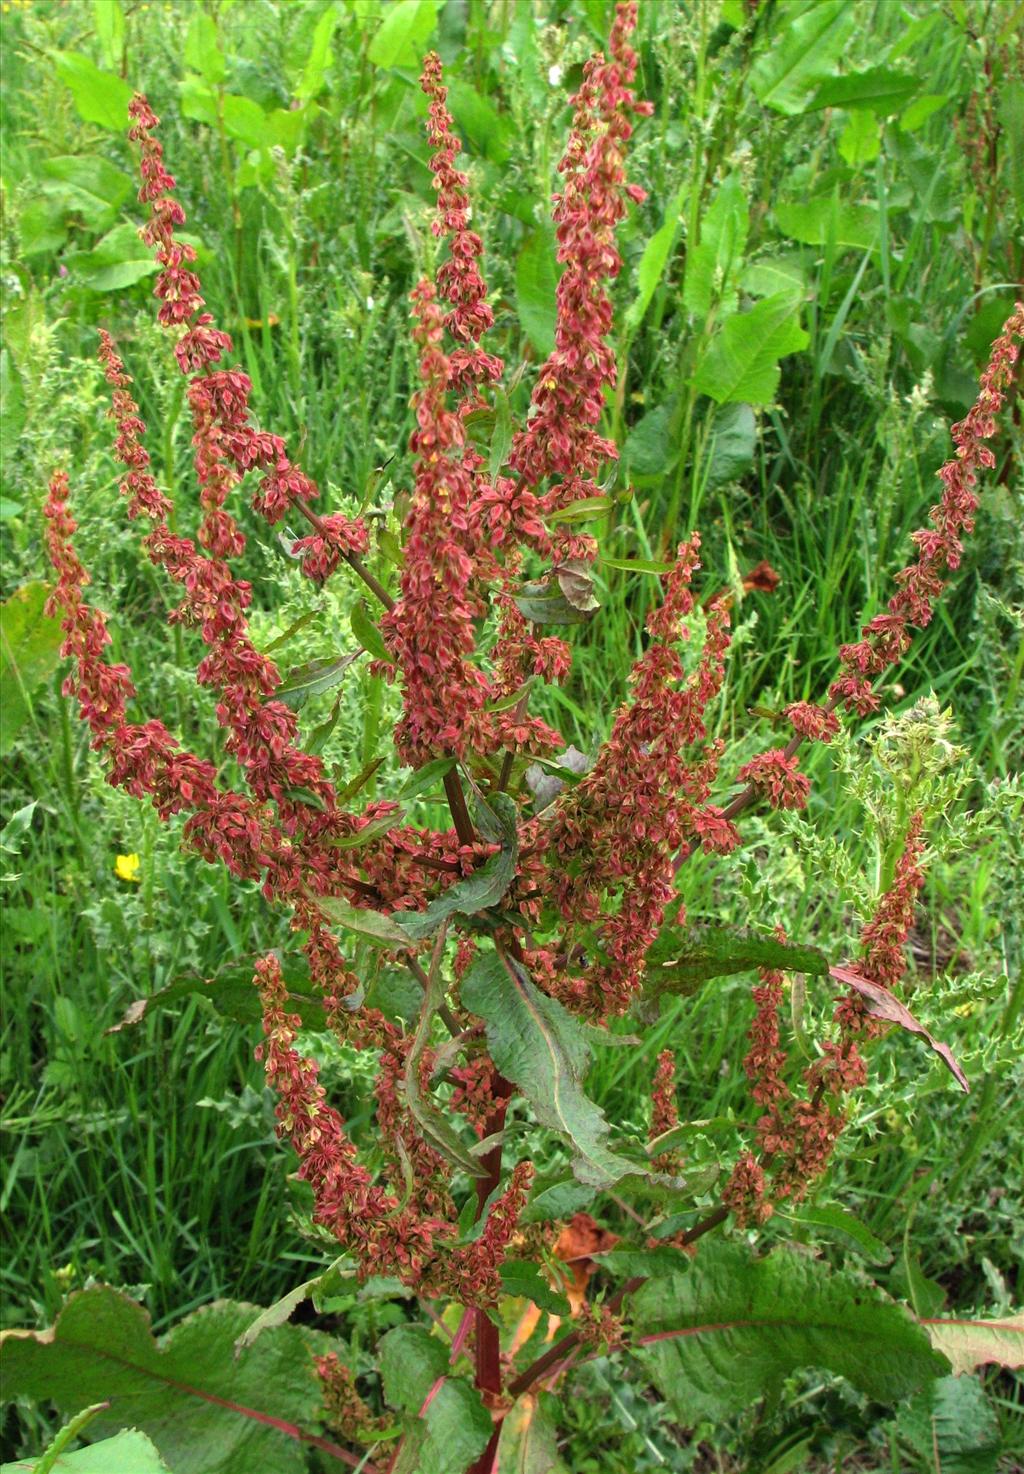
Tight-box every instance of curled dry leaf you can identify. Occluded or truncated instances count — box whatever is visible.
[828,964,969,1093]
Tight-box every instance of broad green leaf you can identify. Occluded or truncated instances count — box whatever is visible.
[701,402,756,489]
[595,1247,694,1278]
[38,156,133,225]
[1000,80,1024,214]
[367,0,441,68]
[295,3,339,100]
[18,199,69,256]
[777,1203,893,1263]
[351,600,390,662]
[328,810,403,850]
[683,174,748,318]
[775,198,879,250]
[513,583,594,626]
[495,1393,568,1474]
[521,1176,596,1223]
[317,896,412,949]
[1,583,64,755]
[93,0,126,71]
[184,9,226,85]
[633,1241,948,1422]
[109,959,329,1034]
[749,1,857,116]
[52,53,132,131]
[396,792,519,941]
[273,653,359,710]
[498,1260,571,1317]
[838,110,882,168]
[1,350,26,471]
[895,1376,1001,1474]
[922,1313,1024,1376]
[179,76,218,127]
[516,227,559,358]
[66,223,161,292]
[740,252,807,302]
[233,1256,350,1353]
[623,398,678,480]
[626,184,685,330]
[0,1286,338,1474]
[807,67,920,116]
[693,295,808,406]
[1,1426,171,1474]
[645,923,828,996]
[461,950,639,1188]
[447,79,513,165]
[380,1326,491,1474]
[222,96,271,149]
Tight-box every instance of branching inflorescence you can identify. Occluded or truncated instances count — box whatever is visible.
[43,0,1023,1435]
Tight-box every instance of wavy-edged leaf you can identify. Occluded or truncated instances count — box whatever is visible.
[0,1286,350,1474]
[777,1203,893,1264]
[749,0,856,116]
[633,1241,948,1422]
[396,793,519,942]
[461,949,638,1188]
[380,1326,490,1474]
[895,1375,1001,1474]
[692,295,808,406]
[1,582,64,755]
[646,924,828,996]
[806,66,920,116]
[921,1313,1024,1376]
[829,964,969,1092]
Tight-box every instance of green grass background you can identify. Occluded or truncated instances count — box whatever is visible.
[1,0,1022,1468]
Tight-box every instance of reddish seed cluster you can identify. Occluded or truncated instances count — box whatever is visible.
[536,536,737,1015]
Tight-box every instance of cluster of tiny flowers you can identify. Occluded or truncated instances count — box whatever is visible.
[510,0,651,518]
[316,1354,390,1444]
[724,820,927,1226]
[830,302,1023,717]
[535,536,737,1016]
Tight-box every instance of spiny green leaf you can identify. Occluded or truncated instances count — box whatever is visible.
[633,1241,948,1422]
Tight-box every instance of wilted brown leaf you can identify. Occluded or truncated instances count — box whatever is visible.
[829,964,969,1093]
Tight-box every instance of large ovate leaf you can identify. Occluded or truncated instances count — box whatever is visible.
[645,923,827,996]
[626,184,685,329]
[461,950,638,1188]
[692,295,808,406]
[52,53,132,130]
[633,1241,948,1422]
[367,0,441,68]
[1,583,64,755]
[379,1326,491,1474]
[66,223,161,292]
[396,793,519,943]
[749,0,857,116]
[1,1428,171,1474]
[700,402,756,489]
[683,174,748,318]
[0,1286,346,1474]
[806,66,920,116]
[922,1313,1024,1375]
[495,1393,568,1473]
[895,1376,1001,1474]
[775,198,879,250]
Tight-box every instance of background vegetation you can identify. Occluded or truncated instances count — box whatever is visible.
[1,0,1021,1468]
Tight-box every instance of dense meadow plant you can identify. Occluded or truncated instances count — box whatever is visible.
[5,4,1023,1469]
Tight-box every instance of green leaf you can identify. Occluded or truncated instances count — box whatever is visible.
[516,227,559,358]
[600,556,676,575]
[806,66,920,116]
[521,1176,596,1224]
[623,398,678,480]
[184,9,226,85]
[692,294,808,406]
[380,1327,491,1474]
[701,402,756,489]
[18,199,69,256]
[233,1256,350,1354]
[495,1393,568,1473]
[633,1241,948,1422]
[398,757,456,801]
[447,79,513,165]
[498,1260,571,1317]
[461,950,639,1188]
[273,653,359,710]
[777,1203,893,1263]
[1000,80,1024,214]
[66,223,161,292]
[683,174,748,318]
[0,1286,338,1474]
[895,1375,1001,1474]
[546,496,612,524]
[328,810,404,850]
[774,198,879,250]
[838,110,882,168]
[351,600,390,661]
[52,53,132,131]
[489,386,512,481]
[2,1427,171,1474]
[38,156,134,226]
[1,349,26,471]
[0,583,64,756]
[179,76,218,127]
[646,923,828,996]
[595,1247,694,1278]
[899,93,949,132]
[367,0,441,68]
[295,3,339,100]
[317,896,412,950]
[92,0,126,72]
[922,1313,1024,1376]
[109,959,329,1034]
[513,583,594,626]
[749,0,857,116]
[626,184,685,330]
[740,252,807,302]
[396,792,519,941]
[404,950,491,1178]
[221,96,271,149]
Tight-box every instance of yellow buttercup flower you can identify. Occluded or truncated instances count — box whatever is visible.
[115,853,141,883]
